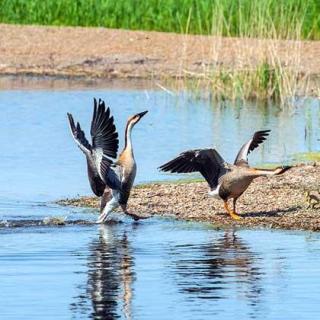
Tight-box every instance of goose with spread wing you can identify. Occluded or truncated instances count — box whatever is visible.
[159,130,291,220]
[67,98,148,223]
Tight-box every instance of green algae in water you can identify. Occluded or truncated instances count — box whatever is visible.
[292,152,320,162]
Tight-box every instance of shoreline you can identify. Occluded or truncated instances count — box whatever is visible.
[1,24,320,96]
[58,163,320,232]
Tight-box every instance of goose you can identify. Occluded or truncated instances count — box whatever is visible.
[159,130,291,220]
[67,98,148,223]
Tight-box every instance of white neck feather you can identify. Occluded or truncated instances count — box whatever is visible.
[125,121,134,154]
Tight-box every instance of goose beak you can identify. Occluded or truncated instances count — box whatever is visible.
[136,110,148,119]
[134,110,148,122]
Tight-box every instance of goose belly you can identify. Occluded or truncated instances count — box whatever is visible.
[119,164,137,205]
[222,174,254,199]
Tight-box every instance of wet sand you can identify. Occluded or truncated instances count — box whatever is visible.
[58,163,320,232]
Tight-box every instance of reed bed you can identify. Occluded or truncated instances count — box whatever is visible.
[165,1,316,106]
[178,57,309,106]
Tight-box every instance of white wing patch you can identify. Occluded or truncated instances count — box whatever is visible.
[68,122,91,156]
[241,138,253,162]
[93,149,104,178]
[208,184,222,200]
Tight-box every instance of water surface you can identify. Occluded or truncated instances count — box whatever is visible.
[1,219,320,319]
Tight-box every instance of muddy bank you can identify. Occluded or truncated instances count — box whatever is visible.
[58,163,320,231]
[0,24,319,87]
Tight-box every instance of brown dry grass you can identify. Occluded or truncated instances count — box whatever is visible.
[58,163,320,231]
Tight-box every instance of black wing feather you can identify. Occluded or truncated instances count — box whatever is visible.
[247,130,270,153]
[234,130,270,166]
[90,98,119,159]
[100,156,122,190]
[67,113,92,152]
[159,149,227,189]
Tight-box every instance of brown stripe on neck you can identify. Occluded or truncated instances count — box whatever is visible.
[124,120,131,149]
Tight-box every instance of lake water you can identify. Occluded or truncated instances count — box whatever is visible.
[0,78,319,319]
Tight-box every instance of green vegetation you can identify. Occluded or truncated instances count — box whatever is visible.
[292,152,320,162]
[0,0,319,39]
[135,177,203,188]
[182,60,306,105]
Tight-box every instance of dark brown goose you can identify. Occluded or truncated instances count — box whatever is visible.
[67,98,147,223]
[160,130,291,220]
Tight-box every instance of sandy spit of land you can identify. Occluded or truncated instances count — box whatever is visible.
[0,24,320,85]
[58,163,320,232]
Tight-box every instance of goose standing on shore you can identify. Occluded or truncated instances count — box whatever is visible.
[67,98,148,223]
[160,130,291,220]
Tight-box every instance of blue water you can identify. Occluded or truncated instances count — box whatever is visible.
[1,221,320,319]
[0,81,319,319]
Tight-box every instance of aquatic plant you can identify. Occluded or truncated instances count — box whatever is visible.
[180,60,307,106]
[166,1,314,106]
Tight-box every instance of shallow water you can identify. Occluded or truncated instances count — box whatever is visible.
[1,218,320,319]
[0,81,319,319]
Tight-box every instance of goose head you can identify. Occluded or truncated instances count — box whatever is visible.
[127,110,148,127]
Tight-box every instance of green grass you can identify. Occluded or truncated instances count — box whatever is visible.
[184,61,305,104]
[0,0,319,39]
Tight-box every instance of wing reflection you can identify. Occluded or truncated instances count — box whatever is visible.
[168,230,263,305]
[71,225,135,320]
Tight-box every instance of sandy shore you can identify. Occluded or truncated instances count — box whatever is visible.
[1,24,320,85]
[58,163,320,232]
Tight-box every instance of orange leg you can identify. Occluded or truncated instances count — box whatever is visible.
[224,201,241,220]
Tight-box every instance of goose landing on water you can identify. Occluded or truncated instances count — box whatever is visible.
[160,130,291,220]
[67,98,148,223]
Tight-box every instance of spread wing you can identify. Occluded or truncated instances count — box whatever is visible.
[67,98,119,159]
[159,149,228,189]
[90,98,119,159]
[234,130,270,167]
[67,98,119,195]
[67,113,91,155]
[90,98,120,190]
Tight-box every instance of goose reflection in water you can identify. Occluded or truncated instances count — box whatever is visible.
[168,230,264,306]
[71,225,135,320]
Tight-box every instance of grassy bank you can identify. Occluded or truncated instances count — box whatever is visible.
[0,0,319,40]
[180,59,310,105]
[0,0,319,104]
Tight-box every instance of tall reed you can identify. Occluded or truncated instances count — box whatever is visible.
[171,0,315,106]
